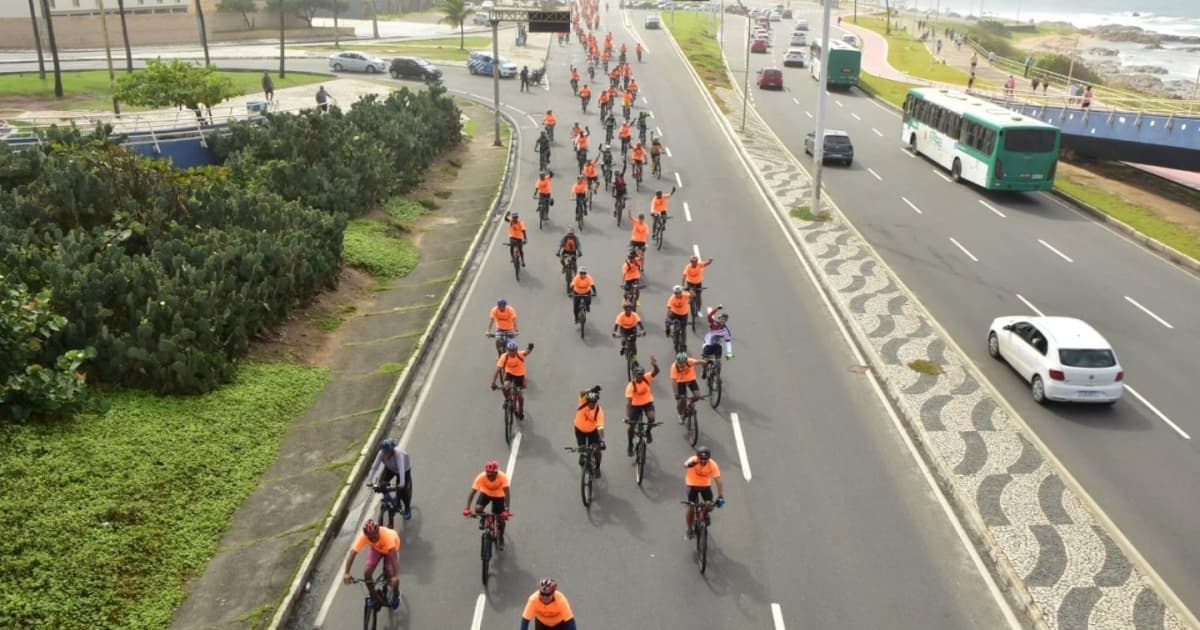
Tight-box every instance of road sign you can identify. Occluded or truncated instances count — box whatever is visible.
[528,9,571,32]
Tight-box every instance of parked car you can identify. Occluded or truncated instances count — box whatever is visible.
[328,51,386,73]
[783,47,806,67]
[751,38,769,53]
[757,67,784,89]
[464,1,475,9]
[644,13,662,28]
[988,316,1124,405]
[467,52,518,78]
[804,129,854,165]
[473,11,490,25]
[480,0,494,8]
[390,56,442,81]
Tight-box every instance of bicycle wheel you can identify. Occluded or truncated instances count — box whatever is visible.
[503,400,515,445]
[539,204,547,230]
[513,252,521,282]
[686,407,698,447]
[634,439,646,486]
[580,458,593,507]
[654,222,664,251]
[625,351,635,383]
[578,304,587,340]
[708,367,722,409]
[480,530,492,586]
[690,298,699,332]
[697,521,708,574]
[362,592,374,630]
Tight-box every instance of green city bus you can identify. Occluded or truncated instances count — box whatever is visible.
[809,39,861,88]
[901,88,1061,192]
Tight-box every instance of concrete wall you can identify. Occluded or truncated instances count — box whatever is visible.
[0,9,306,48]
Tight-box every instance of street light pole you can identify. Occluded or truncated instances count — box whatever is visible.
[491,18,503,147]
[97,0,120,115]
[741,13,750,131]
[809,0,834,219]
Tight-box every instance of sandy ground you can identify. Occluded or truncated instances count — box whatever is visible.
[1016,33,1109,56]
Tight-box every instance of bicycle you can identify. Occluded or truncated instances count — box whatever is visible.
[626,419,662,486]
[615,328,644,382]
[581,94,590,113]
[688,286,704,332]
[492,380,522,444]
[570,77,579,95]
[487,330,518,357]
[651,153,662,179]
[572,293,591,339]
[545,123,555,144]
[632,160,643,192]
[564,444,603,507]
[576,149,588,174]
[613,191,626,227]
[538,149,550,173]
[509,241,524,281]
[371,482,407,528]
[668,317,687,354]
[601,161,612,190]
[574,195,587,230]
[681,499,718,574]
[537,195,551,230]
[704,356,723,409]
[470,511,511,586]
[651,213,670,251]
[621,281,643,311]
[349,573,394,630]
[622,104,631,120]
[681,391,702,447]
[561,253,578,292]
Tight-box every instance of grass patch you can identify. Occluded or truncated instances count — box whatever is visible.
[343,220,420,278]
[858,72,919,109]
[907,359,943,376]
[417,197,439,210]
[0,364,329,630]
[1054,177,1200,261]
[669,12,732,103]
[376,362,407,375]
[312,315,343,332]
[790,206,830,221]
[334,36,492,62]
[852,17,975,86]
[384,197,429,229]
[1,69,326,112]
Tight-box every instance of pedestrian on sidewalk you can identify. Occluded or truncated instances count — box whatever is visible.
[1081,85,1093,109]
[1032,77,1040,92]
[316,85,332,113]
[988,51,996,64]
[520,66,530,92]
[1005,75,1016,98]
[967,71,975,91]
[1043,80,1049,95]
[261,72,274,102]
[1023,56,1032,78]
[970,51,978,72]
[937,39,943,55]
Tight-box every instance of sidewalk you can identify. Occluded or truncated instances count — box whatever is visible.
[167,98,507,630]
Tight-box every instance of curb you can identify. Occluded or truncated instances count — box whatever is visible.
[267,100,519,630]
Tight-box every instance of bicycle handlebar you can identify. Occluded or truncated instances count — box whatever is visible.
[624,420,663,427]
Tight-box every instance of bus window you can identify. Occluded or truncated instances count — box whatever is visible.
[1004,129,1057,153]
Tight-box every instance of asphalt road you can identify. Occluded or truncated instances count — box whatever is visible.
[265,10,1017,630]
[724,3,1200,615]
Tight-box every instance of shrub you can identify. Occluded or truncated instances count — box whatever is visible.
[1035,53,1103,85]
[967,30,1020,59]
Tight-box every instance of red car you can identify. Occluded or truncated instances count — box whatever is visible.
[751,38,769,53]
[757,67,783,90]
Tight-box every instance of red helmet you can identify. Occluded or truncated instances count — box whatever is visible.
[485,460,501,473]
[362,519,379,538]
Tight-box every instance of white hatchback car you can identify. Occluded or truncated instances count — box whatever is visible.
[987,316,1124,405]
[328,51,386,73]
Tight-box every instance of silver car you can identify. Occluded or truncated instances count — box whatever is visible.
[328,51,386,74]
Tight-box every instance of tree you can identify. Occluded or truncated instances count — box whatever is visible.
[114,59,243,123]
[884,0,891,34]
[194,0,211,66]
[116,0,133,72]
[218,0,258,30]
[26,0,45,79]
[37,0,63,97]
[438,0,469,50]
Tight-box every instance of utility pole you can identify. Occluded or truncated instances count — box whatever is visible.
[279,0,286,78]
[39,0,63,98]
[491,17,502,146]
[809,0,834,219]
[194,0,210,66]
[97,0,120,115]
[26,0,45,79]
[741,9,750,131]
[116,0,132,72]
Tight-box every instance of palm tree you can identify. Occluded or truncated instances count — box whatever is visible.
[437,0,469,50]
[116,0,133,72]
[38,0,63,97]
[26,0,45,79]
[194,0,211,66]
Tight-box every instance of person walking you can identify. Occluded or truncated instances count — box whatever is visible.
[1024,56,1033,78]
[967,71,975,91]
[1005,75,1016,98]
[261,71,275,102]
[970,51,978,73]
[1031,77,1040,93]
[520,66,530,92]
[1081,85,1093,109]
[316,85,332,113]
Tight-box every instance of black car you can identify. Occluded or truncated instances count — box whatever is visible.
[390,57,442,81]
[804,129,855,166]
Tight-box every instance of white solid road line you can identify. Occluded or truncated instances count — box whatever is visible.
[525,114,537,127]
[730,412,752,482]
[867,168,882,181]
[872,127,883,137]
[978,199,1006,218]
[1037,239,1074,263]
[932,169,953,183]
[771,603,786,629]
[949,237,979,262]
[1015,293,1046,317]
[642,96,649,105]
[851,112,862,121]
[901,197,923,214]
[506,431,523,480]
[469,593,487,630]
[1124,296,1174,329]
[683,201,693,222]
[693,244,702,259]
[1125,386,1191,440]
[675,172,683,188]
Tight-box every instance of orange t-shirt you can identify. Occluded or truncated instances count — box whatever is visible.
[576,134,590,150]
[622,260,641,282]
[623,92,634,107]
[652,195,669,215]
[472,471,510,498]
[619,124,632,139]
[572,181,587,195]
[352,527,402,555]
[625,373,656,405]
[544,113,556,126]
[684,456,721,487]
[571,274,594,295]
[670,358,701,383]
[614,311,641,330]
[631,146,646,164]
[630,219,649,243]
[496,350,529,377]
[507,219,526,240]
[536,177,552,195]
[580,85,592,98]
[599,91,612,104]
[522,591,575,624]
[490,305,517,331]
[683,261,710,285]
[574,403,605,433]
[667,293,690,316]
[584,163,598,178]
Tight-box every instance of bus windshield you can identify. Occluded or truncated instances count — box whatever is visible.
[1004,129,1057,153]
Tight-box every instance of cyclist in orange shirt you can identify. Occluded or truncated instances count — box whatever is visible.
[618,120,633,153]
[630,142,647,168]
[624,357,660,454]
[684,446,725,539]
[569,67,580,95]
[504,211,527,267]
[636,42,644,63]
[521,578,577,630]
[621,249,642,292]
[579,84,592,112]
[571,176,588,215]
[621,89,634,114]
[628,211,650,253]
[569,266,596,314]
[582,159,599,193]
[463,460,512,548]
[491,340,534,419]
[543,109,557,140]
[342,520,401,610]
[487,298,519,354]
[612,301,645,355]
[650,186,675,217]
[628,78,639,100]
[663,285,691,339]
[670,351,709,419]
[574,385,606,474]
[534,171,554,209]
[682,255,714,308]
[597,88,612,118]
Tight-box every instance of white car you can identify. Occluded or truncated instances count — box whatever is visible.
[987,316,1124,405]
[480,0,494,8]
[783,47,806,67]
[644,14,662,29]
[328,51,386,73]
[793,19,809,32]
[790,32,807,47]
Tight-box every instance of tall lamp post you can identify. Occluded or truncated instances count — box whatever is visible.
[808,0,834,219]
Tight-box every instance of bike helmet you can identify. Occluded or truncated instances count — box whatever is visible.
[511,212,519,219]
[546,109,552,115]
[634,365,646,376]
[538,578,558,596]
[585,390,600,402]
[506,340,519,351]
[363,519,380,538]
[579,267,588,274]
[622,302,634,311]
[485,460,501,473]
[675,352,689,364]
[566,227,575,235]
[718,312,729,322]
[627,250,638,259]
[380,438,397,453]
[497,299,507,309]
[696,445,712,458]
[672,285,683,295]
[655,190,663,197]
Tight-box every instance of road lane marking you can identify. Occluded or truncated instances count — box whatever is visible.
[851,112,861,121]
[505,103,524,114]
[642,96,649,104]
[665,146,673,157]
[470,593,487,630]
[526,114,538,128]
[949,237,979,262]
[771,603,786,629]
[648,110,655,118]
[867,168,882,181]
[804,111,812,118]
[979,199,1006,218]
[1124,296,1174,329]
[901,197,923,214]
[675,172,683,187]
[901,147,915,158]
[792,97,799,105]
[1037,239,1073,262]
[1016,294,1045,316]
[932,169,952,183]
[656,126,662,136]
[693,244,701,258]
[871,127,883,136]
[683,201,692,222]
[1126,386,1190,440]
[835,99,843,107]
[730,412,752,481]
[507,431,523,480]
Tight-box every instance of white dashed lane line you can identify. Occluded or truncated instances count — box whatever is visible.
[932,169,953,183]
[683,201,692,222]
[979,199,1006,218]
[851,112,861,121]
[692,244,702,258]
[835,99,844,107]
[872,127,883,137]
[901,197,923,215]
[771,603,786,630]
[1037,239,1074,263]
[804,111,813,118]
[675,172,683,188]
[1124,296,1174,329]
[949,237,979,262]
[792,97,800,105]
[1016,293,1045,316]
[867,168,883,181]
[1126,386,1190,440]
[730,412,752,482]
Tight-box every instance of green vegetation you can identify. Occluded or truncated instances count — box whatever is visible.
[790,206,830,222]
[376,362,407,374]
[385,197,430,228]
[343,220,420,278]
[346,36,492,61]
[907,359,943,376]
[858,72,918,109]
[1054,178,1200,261]
[0,68,324,112]
[417,197,440,210]
[852,17,972,85]
[312,316,344,332]
[668,12,732,104]
[437,0,473,51]
[0,364,329,630]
